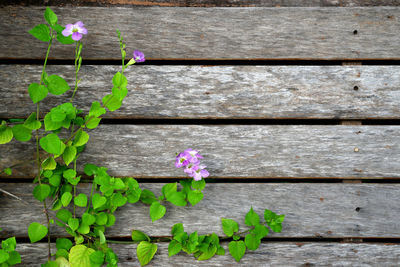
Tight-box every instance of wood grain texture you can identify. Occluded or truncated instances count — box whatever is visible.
[4,0,400,7]
[1,125,399,179]
[2,6,400,60]
[1,183,400,238]
[13,242,400,266]
[2,65,400,119]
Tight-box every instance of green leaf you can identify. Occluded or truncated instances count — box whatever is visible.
[69,245,95,267]
[162,183,177,199]
[24,112,42,130]
[98,229,106,244]
[221,218,239,237]
[136,241,157,266]
[40,133,65,155]
[82,213,96,225]
[264,209,285,233]
[111,192,127,207]
[0,249,9,264]
[44,7,57,26]
[28,83,48,103]
[244,233,260,250]
[89,251,104,267]
[3,168,12,175]
[245,207,260,227]
[126,188,141,204]
[68,217,79,231]
[89,101,106,118]
[171,223,184,236]
[42,157,57,170]
[252,224,269,240]
[112,86,128,101]
[74,194,88,207]
[131,230,150,242]
[86,118,101,129]
[56,209,72,223]
[167,191,187,206]
[140,189,157,205]
[44,113,62,131]
[95,212,108,226]
[28,222,48,243]
[63,146,77,166]
[47,75,70,95]
[51,108,66,122]
[63,169,76,179]
[7,250,21,265]
[92,194,107,210]
[29,24,51,42]
[73,130,89,147]
[102,94,122,112]
[105,214,116,227]
[2,237,16,252]
[0,125,13,144]
[56,238,73,251]
[112,72,128,88]
[228,240,246,262]
[187,190,203,206]
[149,201,166,222]
[77,223,90,235]
[191,179,206,190]
[55,257,69,267]
[216,246,225,255]
[84,164,98,176]
[33,184,51,201]
[197,245,217,261]
[42,260,59,267]
[11,124,32,142]
[168,240,182,257]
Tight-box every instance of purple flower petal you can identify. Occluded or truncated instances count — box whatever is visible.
[74,21,84,28]
[72,32,82,41]
[62,24,73,37]
[200,169,209,178]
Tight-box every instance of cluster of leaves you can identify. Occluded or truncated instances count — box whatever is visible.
[0,234,21,267]
[131,207,285,265]
[143,179,206,222]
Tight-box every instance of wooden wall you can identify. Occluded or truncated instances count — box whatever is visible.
[1,0,400,266]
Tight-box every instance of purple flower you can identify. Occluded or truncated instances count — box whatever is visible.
[175,152,191,168]
[62,21,88,41]
[184,162,198,176]
[190,165,209,181]
[184,148,203,164]
[133,50,145,63]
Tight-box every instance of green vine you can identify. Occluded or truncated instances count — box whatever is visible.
[0,7,285,267]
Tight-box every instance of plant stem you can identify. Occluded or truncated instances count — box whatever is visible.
[86,182,96,213]
[35,32,53,261]
[70,41,81,102]
[73,159,77,218]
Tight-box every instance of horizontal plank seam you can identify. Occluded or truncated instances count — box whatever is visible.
[3,178,400,183]
[2,59,400,66]
[8,237,400,244]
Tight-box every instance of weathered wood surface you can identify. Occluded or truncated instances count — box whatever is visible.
[14,242,400,266]
[5,0,400,7]
[1,183,400,238]
[1,125,399,179]
[2,65,400,119]
[2,7,400,60]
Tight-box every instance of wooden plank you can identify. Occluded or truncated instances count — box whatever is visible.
[13,242,400,266]
[4,0,400,7]
[2,65,400,119]
[1,125,399,179]
[2,7,400,60]
[1,183,400,238]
